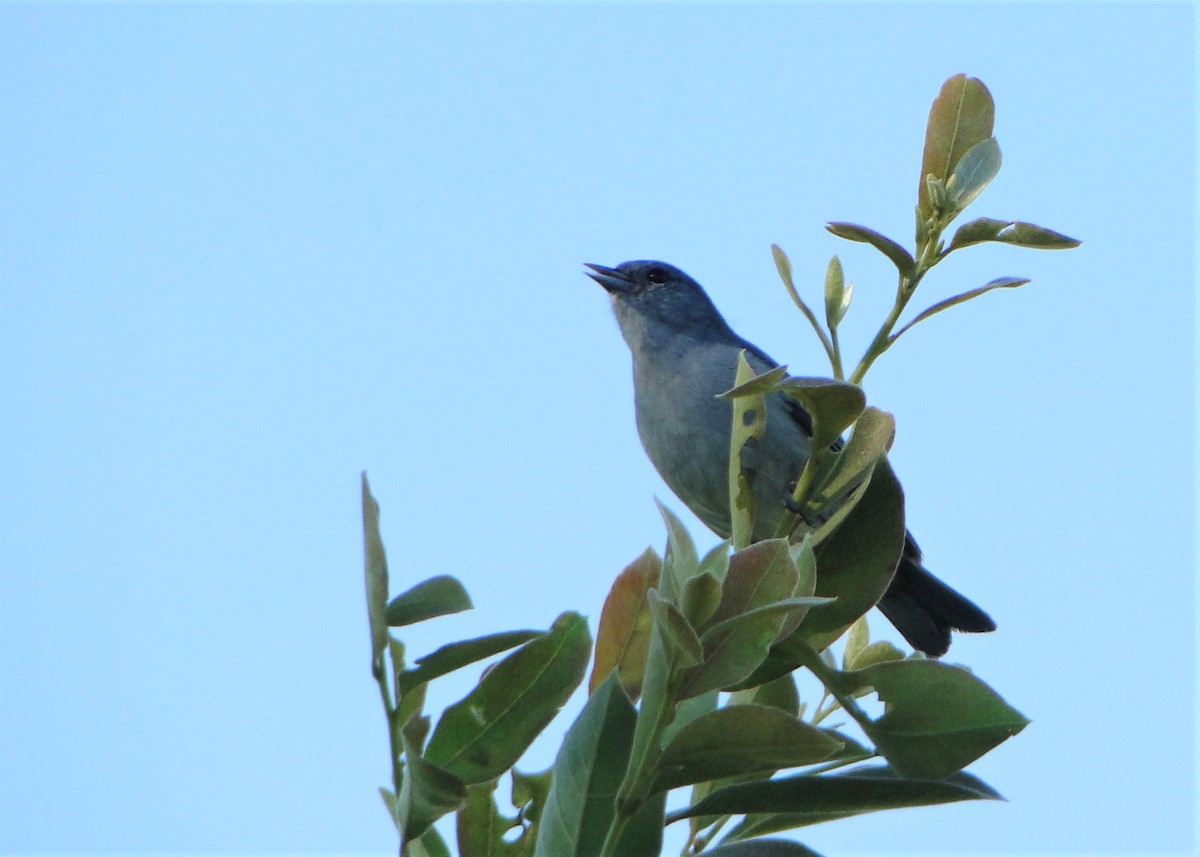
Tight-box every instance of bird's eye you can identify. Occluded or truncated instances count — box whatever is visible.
[647,267,667,285]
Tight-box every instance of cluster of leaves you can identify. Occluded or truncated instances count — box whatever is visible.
[361,75,1077,856]
[773,74,1080,386]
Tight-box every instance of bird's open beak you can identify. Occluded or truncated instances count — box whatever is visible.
[584,263,632,294]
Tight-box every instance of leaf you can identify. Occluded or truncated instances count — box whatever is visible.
[918,75,995,217]
[730,672,801,717]
[398,716,468,844]
[947,136,1001,212]
[776,377,866,452]
[802,455,905,650]
[647,589,704,667]
[844,640,905,673]
[772,243,834,362]
[657,499,698,598]
[681,571,723,629]
[455,781,511,857]
[740,458,905,689]
[853,659,1030,778]
[808,407,895,518]
[386,575,472,627]
[727,351,771,550]
[719,362,790,399]
[679,540,801,698]
[425,612,591,784]
[823,256,846,329]
[698,597,834,648]
[588,547,661,696]
[400,630,542,694]
[652,705,842,792]
[410,826,454,857]
[825,222,916,277]
[893,277,1031,340]
[362,472,389,662]
[671,765,1002,832]
[948,217,1082,251]
[533,673,635,857]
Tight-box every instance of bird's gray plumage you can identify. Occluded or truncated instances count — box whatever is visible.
[587,259,995,655]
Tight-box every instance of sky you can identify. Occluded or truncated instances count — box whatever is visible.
[1,3,1196,856]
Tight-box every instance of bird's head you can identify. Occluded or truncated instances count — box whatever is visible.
[584,261,732,345]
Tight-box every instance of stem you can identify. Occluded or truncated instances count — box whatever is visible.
[374,653,404,840]
[829,325,845,381]
[793,640,876,736]
[846,224,946,387]
[599,675,680,857]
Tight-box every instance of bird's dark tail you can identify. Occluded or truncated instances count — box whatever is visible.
[876,537,996,657]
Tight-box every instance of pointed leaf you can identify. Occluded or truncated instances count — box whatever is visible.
[589,547,661,696]
[680,540,801,697]
[918,75,995,216]
[809,407,895,515]
[653,705,842,792]
[777,377,866,452]
[648,589,704,667]
[947,137,1001,211]
[719,362,790,399]
[398,716,468,844]
[681,571,723,630]
[362,472,389,662]
[534,673,636,857]
[400,631,542,694]
[772,243,834,363]
[730,672,801,716]
[854,659,1030,778]
[727,351,771,549]
[894,277,1030,340]
[657,500,698,598]
[672,765,1002,832]
[823,256,845,329]
[948,217,1082,252]
[426,612,591,784]
[825,222,915,277]
[386,575,472,627]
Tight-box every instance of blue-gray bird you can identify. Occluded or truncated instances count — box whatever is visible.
[586,259,995,656]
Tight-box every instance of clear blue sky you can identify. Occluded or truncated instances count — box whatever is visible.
[1,3,1196,855]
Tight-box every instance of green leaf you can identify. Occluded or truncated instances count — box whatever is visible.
[410,826,454,857]
[589,547,661,697]
[853,660,1030,778]
[698,597,834,648]
[647,589,704,667]
[807,407,895,523]
[398,716,468,844]
[400,631,542,694]
[680,540,801,698]
[534,673,636,857]
[918,75,995,217]
[705,840,826,857]
[672,766,1001,833]
[726,351,771,550]
[653,705,842,792]
[681,571,723,629]
[742,458,905,689]
[386,575,472,627]
[822,255,847,329]
[947,137,1001,211]
[802,456,905,650]
[845,640,905,673]
[947,217,1082,251]
[772,243,835,364]
[426,612,591,784]
[719,362,790,399]
[825,222,916,277]
[730,672,801,717]
[893,277,1031,341]
[842,616,869,670]
[777,377,866,452]
[657,500,698,598]
[362,472,389,663]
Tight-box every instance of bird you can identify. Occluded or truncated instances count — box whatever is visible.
[585,259,995,656]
